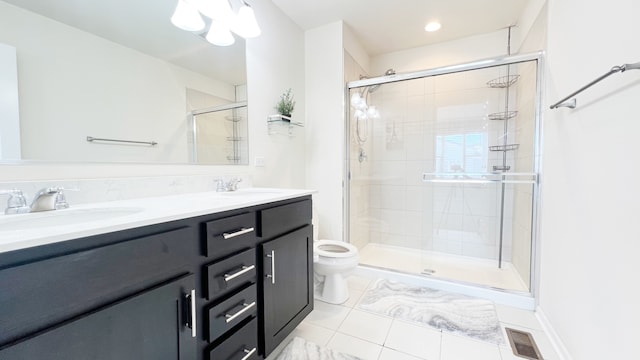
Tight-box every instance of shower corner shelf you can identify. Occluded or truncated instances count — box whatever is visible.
[493,165,511,171]
[267,114,303,137]
[488,111,518,121]
[486,75,520,88]
[489,144,519,152]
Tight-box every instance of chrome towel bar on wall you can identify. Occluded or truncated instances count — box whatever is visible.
[550,61,640,109]
[86,136,158,146]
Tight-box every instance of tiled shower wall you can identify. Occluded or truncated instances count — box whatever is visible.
[349,62,538,272]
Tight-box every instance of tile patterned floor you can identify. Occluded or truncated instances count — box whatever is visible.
[266,274,560,360]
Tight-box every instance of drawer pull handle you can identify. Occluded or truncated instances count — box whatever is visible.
[241,347,257,360]
[225,301,256,323]
[266,250,276,284]
[222,227,255,239]
[224,265,256,282]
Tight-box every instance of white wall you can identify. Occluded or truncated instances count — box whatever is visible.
[245,0,306,188]
[371,29,510,75]
[539,0,640,359]
[305,21,345,240]
[0,0,306,190]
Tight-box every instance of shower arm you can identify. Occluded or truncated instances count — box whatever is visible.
[550,62,640,109]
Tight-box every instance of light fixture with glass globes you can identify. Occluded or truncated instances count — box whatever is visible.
[170,0,261,46]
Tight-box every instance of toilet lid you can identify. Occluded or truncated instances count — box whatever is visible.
[314,240,357,258]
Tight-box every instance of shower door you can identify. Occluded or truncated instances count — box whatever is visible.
[346,53,541,293]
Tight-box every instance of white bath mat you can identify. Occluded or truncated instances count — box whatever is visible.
[275,337,363,360]
[357,279,505,345]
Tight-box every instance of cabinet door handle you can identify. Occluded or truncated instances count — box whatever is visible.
[222,227,255,240]
[266,250,276,284]
[241,348,257,360]
[186,289,197,338]
[224,301,256,323]
[224,265,256,282]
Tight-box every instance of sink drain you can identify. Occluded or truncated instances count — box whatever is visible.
[506,328,543,359]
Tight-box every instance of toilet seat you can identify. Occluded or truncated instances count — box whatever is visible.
[314,240,357,258]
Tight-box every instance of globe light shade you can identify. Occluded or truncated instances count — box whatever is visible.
[232,5,261,38]
[206,20,235,46]
[350,93,362,107]
[171,0,205,31]
[367,106,380,119]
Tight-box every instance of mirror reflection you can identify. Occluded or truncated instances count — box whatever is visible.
[0,0,247,165]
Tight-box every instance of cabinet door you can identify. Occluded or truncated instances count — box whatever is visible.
[261,225,313,356]
[0,274,198,360]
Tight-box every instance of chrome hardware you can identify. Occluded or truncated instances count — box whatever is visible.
[224,265,256,282]
[550,61,640,109]
[30,187,75,212]
[186,289,197,338]
[215,179,226,192]
[554,98,577,109]
[266,250,276,284]
[240,348,257,360]
[86,136,157,146]
[226,177,242,191]
[214,177,243,192]
[222,227,254,240]
[224,301,256,323]
[0,189,30,215]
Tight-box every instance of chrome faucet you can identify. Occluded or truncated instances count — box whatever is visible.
[214,177,243,192]
[226,177,242,191]
[30,187,70,212]
[0,189,31,214]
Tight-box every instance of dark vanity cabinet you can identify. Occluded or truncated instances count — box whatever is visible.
[259,200,314,356]
[0,195,313,360]
[203,198,314,359]
[0,226,200,360]
[0,274,197,360]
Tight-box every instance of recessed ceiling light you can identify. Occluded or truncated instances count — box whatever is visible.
[424,22,441,32]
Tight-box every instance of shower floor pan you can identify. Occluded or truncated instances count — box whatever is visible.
[358,242,529,292]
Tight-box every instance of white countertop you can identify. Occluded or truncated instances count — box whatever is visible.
[0,188,314,255]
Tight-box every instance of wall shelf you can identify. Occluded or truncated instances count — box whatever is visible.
[267,115,303,136]
[489,144,520,152]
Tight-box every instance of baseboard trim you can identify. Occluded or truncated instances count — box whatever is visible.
[535,306,573,360]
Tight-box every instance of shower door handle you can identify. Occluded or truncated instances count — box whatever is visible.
[265,250,275,284]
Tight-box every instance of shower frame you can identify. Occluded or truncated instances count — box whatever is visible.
[343,51,545,297]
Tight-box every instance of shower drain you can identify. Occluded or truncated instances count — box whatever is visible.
[506,328,543,359]
[420,269,436,275]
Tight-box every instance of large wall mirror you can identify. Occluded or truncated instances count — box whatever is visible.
[0,0,248,165]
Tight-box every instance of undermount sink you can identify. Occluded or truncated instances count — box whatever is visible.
[0,207,143,232]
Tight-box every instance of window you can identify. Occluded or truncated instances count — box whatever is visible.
[435,132,487,173]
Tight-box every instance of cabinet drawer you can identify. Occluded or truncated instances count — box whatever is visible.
[205,213,257,257]
[258,199,311,239]
[207,284,257,342]
[208,317,259,360]
[205,248,256,300]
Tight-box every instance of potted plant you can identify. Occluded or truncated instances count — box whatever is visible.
[274,88,295,120]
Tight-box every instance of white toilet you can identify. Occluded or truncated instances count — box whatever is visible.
[313,239,359,304]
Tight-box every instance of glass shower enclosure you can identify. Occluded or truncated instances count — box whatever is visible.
[346,53,542,294]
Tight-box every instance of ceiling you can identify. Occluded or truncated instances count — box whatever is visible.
[2,0,246,85]
[271,0,529,56]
